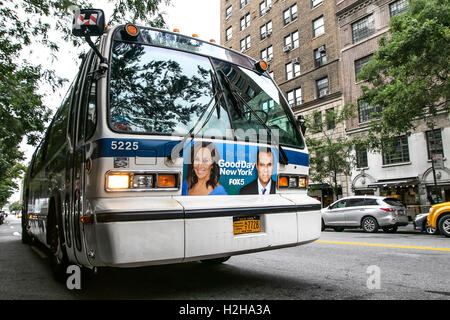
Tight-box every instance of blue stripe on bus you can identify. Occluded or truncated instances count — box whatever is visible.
[92,138,309,167]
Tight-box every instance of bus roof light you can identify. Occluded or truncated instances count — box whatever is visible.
[254,60,268,73]
[192,34,199,38]
[125,23,140,37]
[173,28,180,33]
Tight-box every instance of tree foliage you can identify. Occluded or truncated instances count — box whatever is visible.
[305,103,358,199]
[0,0,171,206]
[359,0,450,147]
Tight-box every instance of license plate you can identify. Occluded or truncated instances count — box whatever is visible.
[233,216,261,235]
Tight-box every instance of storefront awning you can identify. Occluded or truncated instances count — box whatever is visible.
[367,177,419,188]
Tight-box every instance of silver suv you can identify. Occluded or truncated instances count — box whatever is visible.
[321,196,409,233]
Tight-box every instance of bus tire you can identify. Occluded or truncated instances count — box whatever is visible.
[200,256,231,265]
[21,207,32,245]
[48,198,69,282]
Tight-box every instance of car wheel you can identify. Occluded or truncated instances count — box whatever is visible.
[321,219,325,231]
[362,217,379,233]
[424,221,438,235]
[438,213,450,238]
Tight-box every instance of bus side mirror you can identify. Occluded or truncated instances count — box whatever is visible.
[72,9,108,66]
[72,9,106,37]
[297,115,306,136]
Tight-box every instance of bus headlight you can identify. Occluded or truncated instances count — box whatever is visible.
[278,175,308,189]
[105,171,179,191]
[106,173,130,190]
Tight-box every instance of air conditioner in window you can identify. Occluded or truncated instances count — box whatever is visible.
[283,44,292,52]
[267,30,272,37]
[261,32,267,39]
[292,57,300,64]
[318,45,326,53]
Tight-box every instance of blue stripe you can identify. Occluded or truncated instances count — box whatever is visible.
[92,138,309,167]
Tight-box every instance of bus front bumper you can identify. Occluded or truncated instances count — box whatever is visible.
[89,194,321,267]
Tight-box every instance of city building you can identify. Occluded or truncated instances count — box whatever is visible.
[336,0,450,205]
[220,0,449,206]
[220,0,349,206]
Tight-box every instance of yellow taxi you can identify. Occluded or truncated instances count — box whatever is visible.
[427,201,450,237]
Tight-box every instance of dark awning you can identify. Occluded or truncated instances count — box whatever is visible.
[367,177,419,188]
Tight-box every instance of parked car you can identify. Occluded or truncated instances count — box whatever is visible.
[414,212,438,235]
[427,201,450,238]
[321,196,409,233]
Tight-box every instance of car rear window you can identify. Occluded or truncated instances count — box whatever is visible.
[383,198,404,207]
[346,198,365,207]
[364,199,378,206]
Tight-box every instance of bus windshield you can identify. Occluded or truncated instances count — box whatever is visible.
[109,40,304,148]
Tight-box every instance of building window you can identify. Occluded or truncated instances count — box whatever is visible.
[390,0,409,17]
[354,54,373,78]
[316,77,329,98]
[382,136,410,165]
[426,129,444,160]
[284,30,299,50]
[352,14,375,43]
[287,87,302,107]
[314,45,327,67]
[260,21,272,40]
[240,13,250,31]
[226,6,232,20]
[285,61,300,80]
[313,16,325,37]
[283,4,298,25]
[356,146,368,168]
[313,111,322,131]
[240,0,249,9]
[358,100,381,123]
[325,108,335,130]
[260,0,272,16]
[225,26,232,42]
[240,35,251,52]
[312,0,323,8]
[261,45,273,61]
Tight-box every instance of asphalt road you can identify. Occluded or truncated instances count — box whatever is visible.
[1,214,449,301]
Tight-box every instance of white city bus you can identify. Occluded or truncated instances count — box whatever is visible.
[22,9,321,280]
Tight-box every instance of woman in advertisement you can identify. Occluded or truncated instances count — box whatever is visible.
[182,141,228,196]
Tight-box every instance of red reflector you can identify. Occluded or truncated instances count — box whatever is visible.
[81,216,94,224]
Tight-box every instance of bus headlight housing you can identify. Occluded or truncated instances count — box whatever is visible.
[278,175,308,189]
[106,173,130,190]
[105,171,179,192]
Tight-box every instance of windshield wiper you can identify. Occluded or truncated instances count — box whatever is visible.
[218,70,289,165]
[167,71,224,163]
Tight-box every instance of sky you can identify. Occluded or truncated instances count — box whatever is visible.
[8,0,221,205]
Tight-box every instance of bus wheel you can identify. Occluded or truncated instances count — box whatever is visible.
[21,215,32,244]
[200,257,230,265]
[49,222,68,282]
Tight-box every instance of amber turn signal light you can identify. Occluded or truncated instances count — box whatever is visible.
[158,174,177,188]
[278,176,289,188]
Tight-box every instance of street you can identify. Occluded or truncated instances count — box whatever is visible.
[0,214,449,300]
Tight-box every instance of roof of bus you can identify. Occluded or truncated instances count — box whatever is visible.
[107,24,259,65]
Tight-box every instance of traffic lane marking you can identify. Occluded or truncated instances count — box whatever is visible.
[315,240,450,252]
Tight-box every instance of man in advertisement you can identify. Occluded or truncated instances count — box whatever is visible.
[239,147,276,195]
